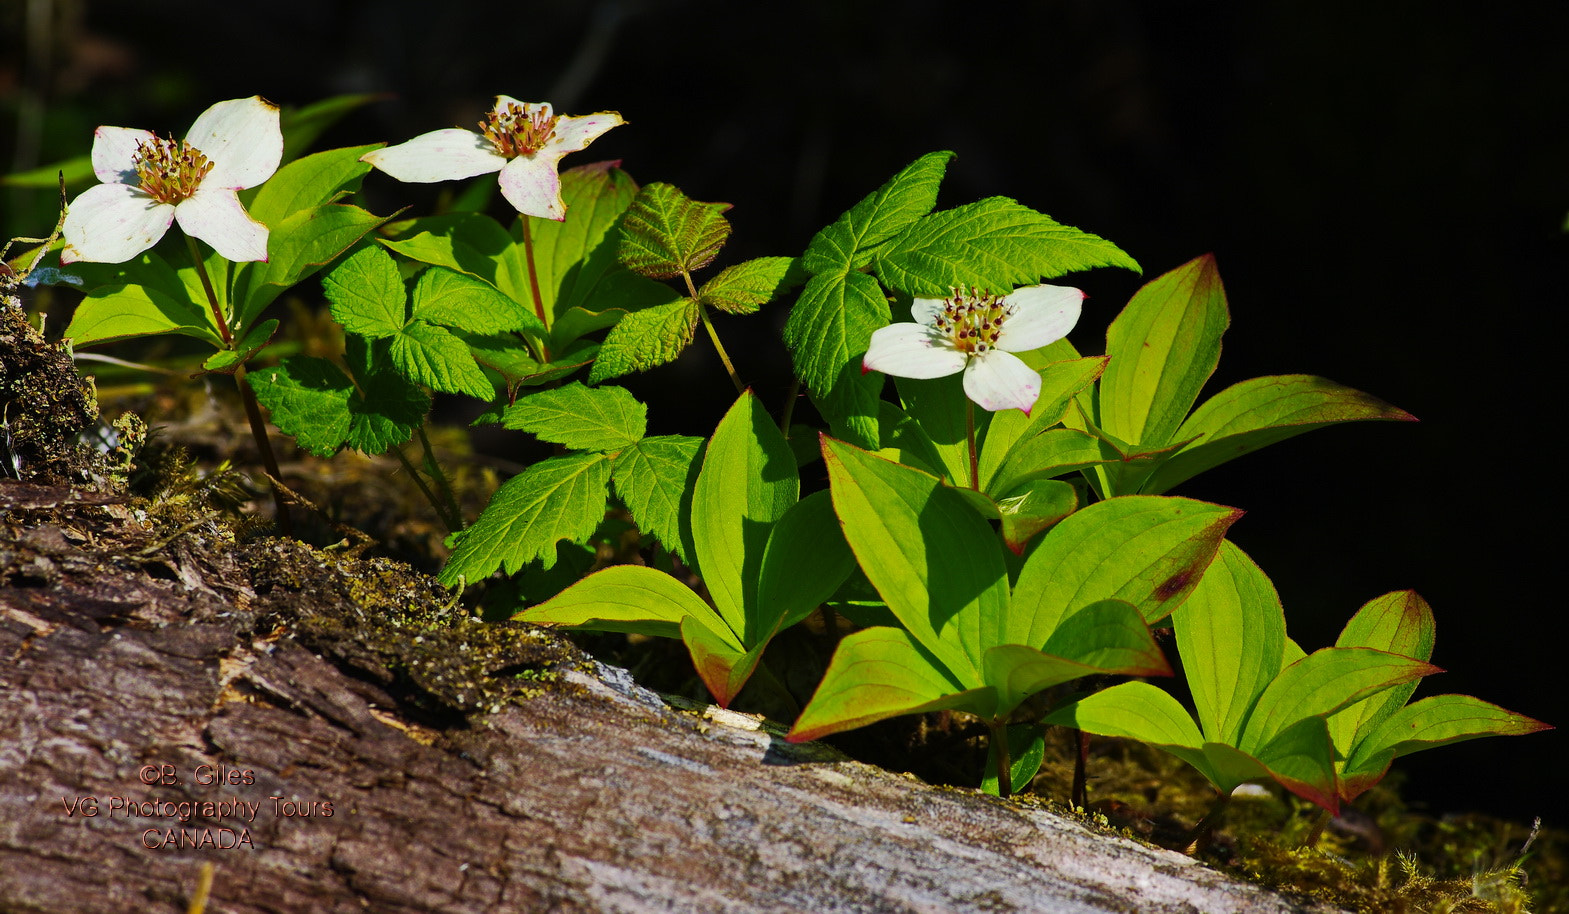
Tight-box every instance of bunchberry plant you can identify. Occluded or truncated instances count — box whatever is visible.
[12,92,1550,841]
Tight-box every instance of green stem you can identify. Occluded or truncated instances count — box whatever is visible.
[390,444,453,532]
[779,378,801,435]
[1303,807,1332,848]
[1180,793,1233,855]
[184,234,233,347]
[965,398,979,490]
[417,425,464,531]
[519,217,552,360]
[683,270,744,395]
[990,721,1014,799]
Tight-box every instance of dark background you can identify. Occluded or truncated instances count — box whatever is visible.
[4,0,1565,827]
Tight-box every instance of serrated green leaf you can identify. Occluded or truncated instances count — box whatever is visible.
[587,297,700,383]
[610,435,702,561]
[412,265,545,337]
[802,151,954,273]
[233,203,393,331]
[787,627,992,743]
[64,282,221,348]
[391,320,493,399]
[618,183,732,278]
[460,332,595,386]
[323,245,407,337]
[1099,254,1228,450]
[1009,495,1241,646]
[783,270,889,448]
[1142,374,1418,494]
[1239,647,1439,755]
[515,564,731,642]
[823,436,1005,681]
[692,392,799,637]
[246,356,354,456]
[521,162,647,323]
[504,382,647,451]
[1173,541,1287,745]
[871,197,1139,297]
[697,256,804,314]
[440,451,613,582]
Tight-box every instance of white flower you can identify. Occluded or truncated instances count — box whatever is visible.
[862,284,1084,414]
[60,96,282,264]
[361,96,624,221]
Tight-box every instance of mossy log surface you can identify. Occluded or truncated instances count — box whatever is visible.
[0,479,1343,914]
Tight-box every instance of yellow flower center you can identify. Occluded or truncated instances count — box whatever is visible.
[133,137,213,205]
[930,289,1014,355]
[480,103,558,158]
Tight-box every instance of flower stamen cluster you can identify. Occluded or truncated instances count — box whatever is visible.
[481,103,558,158]
[931,288,1015,356]
[132,136,214,205]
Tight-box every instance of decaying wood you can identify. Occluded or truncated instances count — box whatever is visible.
[0,482,1341,913]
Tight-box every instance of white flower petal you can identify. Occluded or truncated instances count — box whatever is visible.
[59,183,173,264]
[549,110,625,152]
[963,350,1042,413]
[497,153,569,220]
[362,129,506,183]
[176,188,269,262]
[862,322,968,379]
[188,96,283,189]
[995,284,1084,352]
[910,296,947,327]
[91,126,154,185]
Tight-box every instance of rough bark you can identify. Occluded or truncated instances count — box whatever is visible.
[0,480,1340,914]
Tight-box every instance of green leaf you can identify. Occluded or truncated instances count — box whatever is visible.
[787,627,993,743]
[981,723,1048,797]
[1252,716,1341,812]
[985,599,1168,715]
[246,356,354,456]
[202,318,278,373]
[895,373,988,487]
[871,197,1140,297]
[1142,375,1418,494]
[802,151,953,273]
[994,478,1078,554]
[247,143,378,227]
[440,451,612,582]
[783,270,889,448]
[823,436,1006,681]
[411,265,545,337]
[1172,541,1286,745]
[1043,681,1211,776]
[1009,495,1242,646]
[343,337,430,453]
[1099,253,1229,449]
[515,564,731,642]
[323,245,407,337]
[610,435,703,561]
[460,332,596,387]
[985,427,1120,496]
[391,320,494,399]
[233,203,392,330]
[1347,695,1551,787]
[617,183,731,278]
[1239,647,1440,755]
[697,256,804,314]
[692,392,799,636]
[64,282,220,348]
[382,212,527,303]
[977,356,1109,489]
[587,297,700,383]
[754,490,855,637]
[503,382,647,452]
[681,616,765,708]
[1328,590,1435,763]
